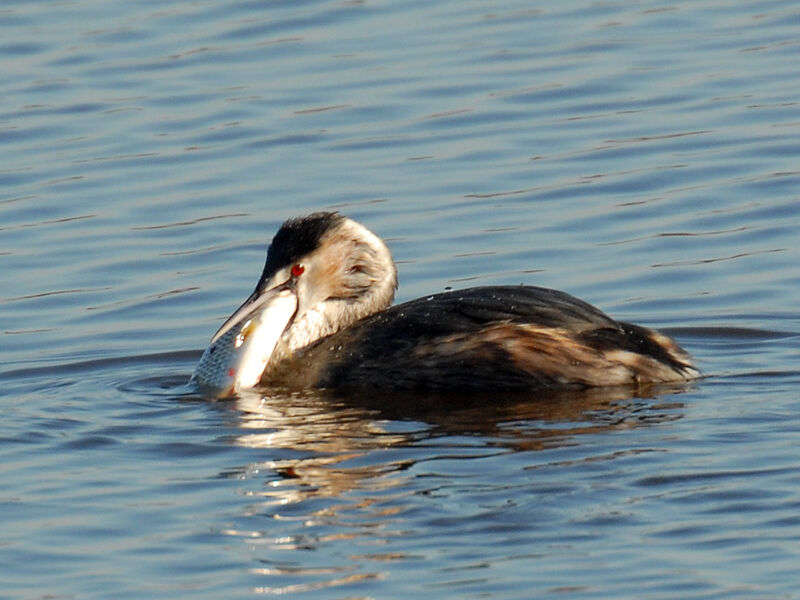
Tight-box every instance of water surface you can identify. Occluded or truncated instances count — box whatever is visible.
[2,1,799,598]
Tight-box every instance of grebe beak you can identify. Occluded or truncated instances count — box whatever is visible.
[209,276,296,346]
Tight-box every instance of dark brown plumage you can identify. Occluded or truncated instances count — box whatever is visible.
[264,285,699,391]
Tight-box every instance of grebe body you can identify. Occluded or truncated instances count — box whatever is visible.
[191,213,698,397]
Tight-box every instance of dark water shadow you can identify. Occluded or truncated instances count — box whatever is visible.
[331,383,690,430]
[218,383,695,504]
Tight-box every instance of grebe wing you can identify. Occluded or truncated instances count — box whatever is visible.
[274,286,697,390]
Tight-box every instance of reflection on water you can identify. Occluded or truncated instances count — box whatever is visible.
[223,384,691,594]
[233,383,691,454]
[233,390,411,511]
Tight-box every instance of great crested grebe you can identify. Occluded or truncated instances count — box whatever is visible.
[190,212,699,397]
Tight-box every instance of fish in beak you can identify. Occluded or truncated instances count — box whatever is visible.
[190,281,298,398]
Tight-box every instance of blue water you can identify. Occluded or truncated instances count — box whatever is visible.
[2,1,799,598]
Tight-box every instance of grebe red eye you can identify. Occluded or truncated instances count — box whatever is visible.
[291,264,305,277]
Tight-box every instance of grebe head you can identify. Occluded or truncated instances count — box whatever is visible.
[197,212,397,392]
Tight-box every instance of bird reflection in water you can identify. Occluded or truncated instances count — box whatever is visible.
[216,384,692,594]
[229,384,689,508]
